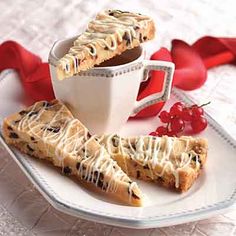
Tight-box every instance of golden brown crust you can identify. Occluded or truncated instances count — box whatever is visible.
[56,10,155,80]
[99,135,208,192]
[2,100,143,206]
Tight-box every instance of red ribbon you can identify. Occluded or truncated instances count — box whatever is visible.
[0,37,235,118]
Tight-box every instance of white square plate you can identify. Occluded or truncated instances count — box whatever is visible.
[0,70,236,229]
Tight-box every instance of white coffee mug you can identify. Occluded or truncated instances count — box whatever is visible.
[49,37,175,134]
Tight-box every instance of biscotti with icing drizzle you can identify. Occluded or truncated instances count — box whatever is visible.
[97,135,208,192]
[2,100,143,206]
[56,9,155,80]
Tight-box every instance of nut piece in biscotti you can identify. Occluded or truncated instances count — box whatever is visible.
[56,9,155,80]
[96,135,208,192]
[2,100,143,206]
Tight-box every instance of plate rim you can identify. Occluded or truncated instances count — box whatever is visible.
[1,70,236,228]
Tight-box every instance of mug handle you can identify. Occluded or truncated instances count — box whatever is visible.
[131,60,175,116]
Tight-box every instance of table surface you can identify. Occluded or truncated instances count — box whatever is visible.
[0,0,236,235]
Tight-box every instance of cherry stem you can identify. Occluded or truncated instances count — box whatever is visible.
[199,101,211,108]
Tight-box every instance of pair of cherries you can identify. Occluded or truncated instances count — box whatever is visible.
[150,101,209,137]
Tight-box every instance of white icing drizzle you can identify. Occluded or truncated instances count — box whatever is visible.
[151,137,161,167]
[101,134,201,189]
[58,10,152,75]
[16,102,138,198]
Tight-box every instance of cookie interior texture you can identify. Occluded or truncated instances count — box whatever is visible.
[56,9,155,80]
[2,99,143,206]
[96,134,208,192]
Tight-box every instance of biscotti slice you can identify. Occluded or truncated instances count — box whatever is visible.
[96,135,208,192]
[2,100,143,206]
[56,9,155,80]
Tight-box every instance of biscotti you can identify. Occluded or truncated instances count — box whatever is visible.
[2,100,143,206]
[56,9,155,80]
[96,135,208,192]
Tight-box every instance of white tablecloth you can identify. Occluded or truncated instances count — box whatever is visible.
[0,0,236,235]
